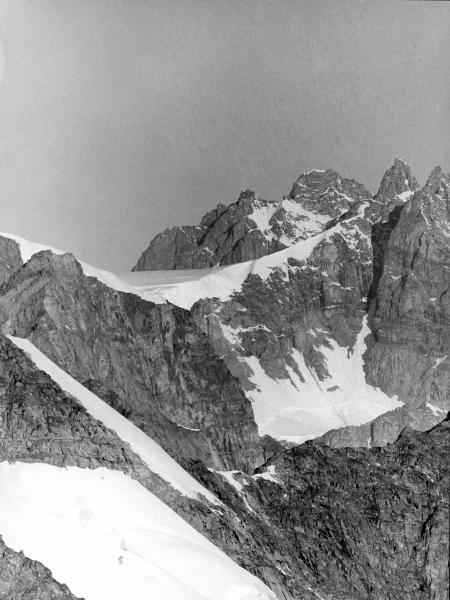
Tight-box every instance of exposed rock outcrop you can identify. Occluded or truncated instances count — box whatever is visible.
[0,236,22,286]
[194,415,450,600]
[0,537,80,600]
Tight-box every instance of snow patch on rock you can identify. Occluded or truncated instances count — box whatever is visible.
[240,318,402,443]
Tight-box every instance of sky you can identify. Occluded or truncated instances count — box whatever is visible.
[0,0,448,271]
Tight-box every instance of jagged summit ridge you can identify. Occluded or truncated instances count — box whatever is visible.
[132,166,372,271]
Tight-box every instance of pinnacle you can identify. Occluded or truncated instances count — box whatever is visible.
[376,158,419,199]
[393,157,409,168]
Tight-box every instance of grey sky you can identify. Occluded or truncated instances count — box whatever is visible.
[0,0,448,270]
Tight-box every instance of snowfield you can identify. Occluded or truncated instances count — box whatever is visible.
[233,318,403,443]
[9,336,219,505]
[0,462,277,600]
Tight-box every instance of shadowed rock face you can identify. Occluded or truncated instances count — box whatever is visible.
[0,237,22,286]
[324,167,450,447]
[133,190,282,270]
[376,157,419,199]
[0,252,263,472]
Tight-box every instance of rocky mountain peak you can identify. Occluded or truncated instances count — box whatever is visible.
[237,189,257,202]
[424,165,450,195]
[376,157,419,201]
[286,167,371,225]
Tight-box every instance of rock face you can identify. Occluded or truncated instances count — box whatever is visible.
[0,537,80,600]
[190,200,379,441]
[0,237,22,286]
[133,171,371,271]
[0,252,263,472]
[324,166,450,447]
[190,415,450,600]
[369,167,449,405]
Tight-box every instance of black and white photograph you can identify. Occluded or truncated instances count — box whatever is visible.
[0,1,448,599]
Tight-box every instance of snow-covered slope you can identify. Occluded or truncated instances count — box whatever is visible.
[237,318,402,443]
[0,229,331,310]
[9,335,219,504]
[0,462,276,600]
[119,261,255,310]
[120,227,336,308]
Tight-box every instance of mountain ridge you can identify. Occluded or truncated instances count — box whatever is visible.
[0,158,448,599]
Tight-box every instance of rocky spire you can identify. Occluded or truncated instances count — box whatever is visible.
[424,165,450,195]
[376,157,419,200]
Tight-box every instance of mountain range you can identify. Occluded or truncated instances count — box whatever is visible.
[0,158,448,599]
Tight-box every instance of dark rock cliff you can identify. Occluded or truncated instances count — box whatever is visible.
[0,237,22,286]
[324,167,450,447]
[0,252,263,472]
[193,415,450,600]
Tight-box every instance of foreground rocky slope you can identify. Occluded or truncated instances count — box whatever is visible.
[0,537,79,600]
[0,326,447,600]
[0,334,282,599]
[190,414,450,600]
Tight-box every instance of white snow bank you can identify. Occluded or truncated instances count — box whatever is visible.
[119,261,254,310]
[240,318,402,443]
[0,462,276,600]
[252,465,280,485]
[0,230,325,309]
[216,470,246,493]
[120,227,331,308]
[248,201,279,234]
[396,190,414,202]
[8,336,219,505]
[426,402,445,417]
